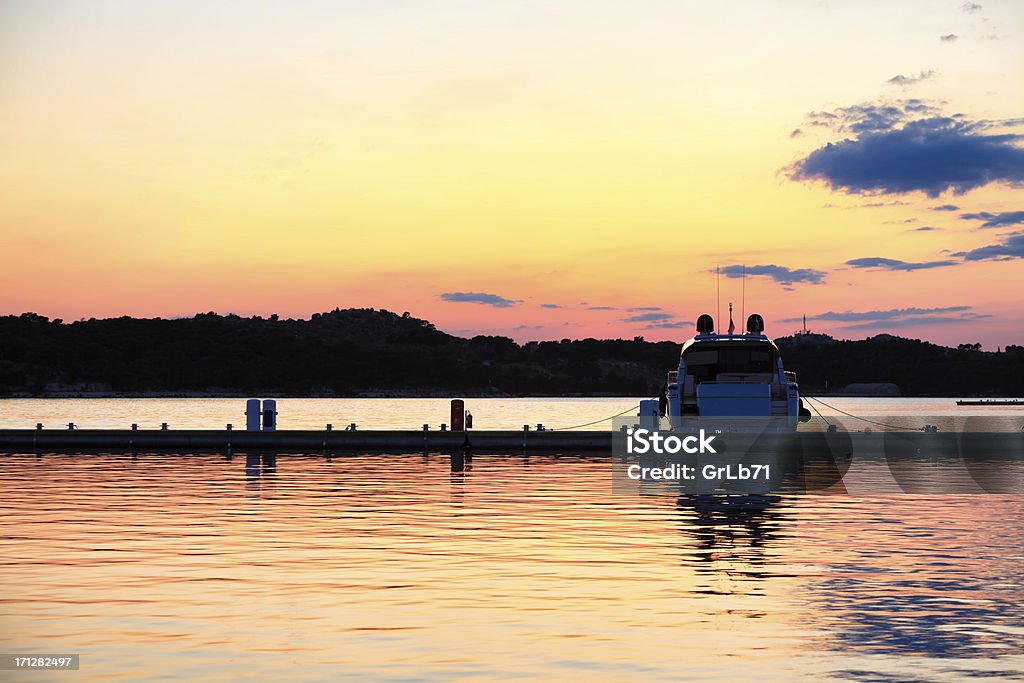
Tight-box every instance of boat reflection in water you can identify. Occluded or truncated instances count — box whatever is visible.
[676,493,786,580]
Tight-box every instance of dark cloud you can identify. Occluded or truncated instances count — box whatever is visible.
[961,1,982,12]
[846,256,958,270]
[439,292,519,307]
[626,307,662,312]
[805,101,934,134]
[783,306,972,323]
[954,231,1024,260]
[959,210,1024,228]
[720,264,826,285]
[931,204,960,211]
[887,70,936,87]
[787,102,1024,197]
[586,306,618,311]
[622,312,674,323]
[540,303,562,309]
[940,33,959,42]
[912,226,941,231]
[790,128,804,138]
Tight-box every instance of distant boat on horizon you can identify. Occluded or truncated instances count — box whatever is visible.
[956,399,1024,406]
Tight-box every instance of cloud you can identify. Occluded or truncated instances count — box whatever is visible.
[846,256,958,270]
[961,1,982,12]
[862,200,909,207]
[912,226,941,231]
[585,306,618,311]
[720,264,826,285]
[787,102,1024,196]
[954,231,1024,260]
[622,312,674,323]
[790,128,804,138]
[959,210,1024,228]
[823,199,908,209]
[626,307,662,312]
[644,320,693,330]
[931,204,960,211]
[804,101,936,134]
[940,33,959,42]
[439,292,519,307]
[842,315,989,330]
[887,70,936,87]
[784,306,973,323]
[540,303,562,309]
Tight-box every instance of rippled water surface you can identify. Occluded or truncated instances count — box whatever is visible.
[2,450,1023,681]
[2,398,1024,680]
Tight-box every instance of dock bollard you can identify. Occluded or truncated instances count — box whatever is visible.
[226,424,233,431]
[262,399,277,432]
[523,424,530,432]
[131,423,138,431]
[440,423,447,432]
[245,399,261,431]
[423,424,429,431]
[68,422,75,430]
[326,424,332,431]
[536,423,545,432]
[466,412,473,429]
[36,423,43,430]
[639,399,659,430]
[349,423,357,431]
[161,423,168,431]
[451,399,465,431]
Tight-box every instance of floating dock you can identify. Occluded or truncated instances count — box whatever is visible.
[0,428,612,453]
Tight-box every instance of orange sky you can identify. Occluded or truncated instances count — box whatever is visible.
[2,1,1022,347]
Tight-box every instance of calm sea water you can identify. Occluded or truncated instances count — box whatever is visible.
[2,399,1023,681]
[2,396,1023,431]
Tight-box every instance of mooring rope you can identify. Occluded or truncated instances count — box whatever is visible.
[548,394,924,433]
[801,394,918,431]
[548,402,644,431]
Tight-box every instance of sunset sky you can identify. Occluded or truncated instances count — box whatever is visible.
[2,0,1022,347]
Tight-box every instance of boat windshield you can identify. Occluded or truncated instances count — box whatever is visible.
[683,343,775,382]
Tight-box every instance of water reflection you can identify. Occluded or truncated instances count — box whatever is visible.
[244,452,277,492]
[0,451,1022,682]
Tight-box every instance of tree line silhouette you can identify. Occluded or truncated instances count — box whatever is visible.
[1,309,1020,397]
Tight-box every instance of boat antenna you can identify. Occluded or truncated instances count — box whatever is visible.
[741,264,746,328]
[716,264,721,333]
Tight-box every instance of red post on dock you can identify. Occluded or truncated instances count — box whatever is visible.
[451,399,465,431]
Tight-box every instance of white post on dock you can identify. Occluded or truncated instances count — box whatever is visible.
[262,399,277,432]
[639,399,660,431]
[246,399,261,432]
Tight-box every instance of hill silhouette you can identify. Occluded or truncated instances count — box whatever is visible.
[1,309,1021,397]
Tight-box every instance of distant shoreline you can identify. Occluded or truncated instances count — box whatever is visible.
[2,391,1021,400]
[0,391,643,400]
